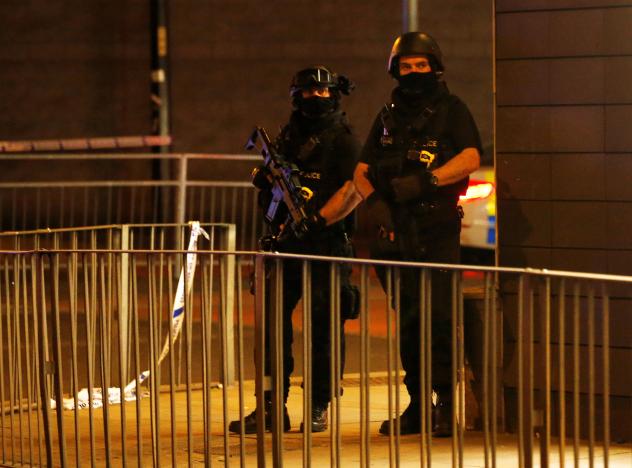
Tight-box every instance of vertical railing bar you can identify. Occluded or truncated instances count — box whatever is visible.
[490,272,499,468]
[13,255,26,464]
[11,188,17,230]
[558,279,566,468]
[116,252,128,467]
[254,253,267,468]
[168,249,178,468]
[302,260,313,467]
[131,254,144,464]
[220,187,227,223]
[587,285,595,468]
[359,264,369,468]
[272,258,284,467]
[0,256,5,464]
[527,276,535,468]
[21,255,35,466]
[457,271,465,468]
[418,268,427,468]
[4,256,16,463]
[176,228,185,386]
[30,254,44,467]
[147,253,159,468]
[540,277,551,468]
[185,249,194,467]
[51,253,69,466]
[236,256,246,468]
[208,240,217,466]
[451,270,458,466]
[483,272,491,468]
[68,239,82,467]
[385,267,395,467]
[329,261,338,468]
[200,256,210,465]
[335,263,342,468]
[394,267,401,468]
[572,281,580,468]
[199,188,207,226]
[239,188,248,251]
[37,255,54,467]
[517,275,526,468]
[220,254,231,465]
[250,189,258,250]
[99,255,112,467]
[424,268,432,468]
[601,283,610,468]
[82,252,96,466]
[230,187,238,227]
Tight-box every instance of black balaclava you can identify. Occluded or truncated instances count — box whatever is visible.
[296,95,338,119]
[397,71,439,96]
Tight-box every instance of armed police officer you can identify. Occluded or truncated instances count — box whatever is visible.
[229,66,360,434]
[322,32,482,436]
[361,32,482,437]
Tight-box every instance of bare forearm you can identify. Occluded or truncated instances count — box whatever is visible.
[319,180,363,225]
[432,147,480,186]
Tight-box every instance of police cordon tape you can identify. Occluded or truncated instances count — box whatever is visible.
[0,135,172,153]
[50,221,210,411]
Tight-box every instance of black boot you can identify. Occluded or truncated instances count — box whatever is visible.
[300,402,328,433]
[379,401,421,435]
[432,392,452,438]
[228,402,290,434]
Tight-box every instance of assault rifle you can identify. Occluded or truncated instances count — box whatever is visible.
[245,127,314,246]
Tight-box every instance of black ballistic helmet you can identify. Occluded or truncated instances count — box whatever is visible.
[387,32,444,77]
[289,65,354,98]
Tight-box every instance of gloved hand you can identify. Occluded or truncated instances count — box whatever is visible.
[257,189,273,209]
[295,210,327,238]
[365,191,395,240]
[251,165,272,190]
[391,170,438,203]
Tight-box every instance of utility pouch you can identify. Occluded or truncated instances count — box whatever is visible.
[341,284,360,320]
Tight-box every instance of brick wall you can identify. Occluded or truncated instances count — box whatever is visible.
[495,0,632,440]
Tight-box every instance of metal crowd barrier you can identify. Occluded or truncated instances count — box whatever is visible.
[0,223,237,389]
[0,153,263,251]
[0,249,630,467]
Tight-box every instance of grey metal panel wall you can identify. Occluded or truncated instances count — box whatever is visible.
[496,2,632,439]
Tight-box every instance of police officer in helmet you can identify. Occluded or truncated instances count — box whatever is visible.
[367,31,482,437]
[322,32,482,436]
[229,65,361,434]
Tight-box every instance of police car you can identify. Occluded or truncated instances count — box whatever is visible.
[459,163,495,264]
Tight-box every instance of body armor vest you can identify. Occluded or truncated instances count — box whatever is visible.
[369,92,468,205]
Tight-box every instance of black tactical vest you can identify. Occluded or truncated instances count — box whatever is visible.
[369,92,468,205]
[276,116,355,235]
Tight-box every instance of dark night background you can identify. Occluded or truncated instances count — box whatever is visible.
[0,0,630,441]
[0,0,492,154]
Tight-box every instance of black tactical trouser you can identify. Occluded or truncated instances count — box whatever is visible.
[373,231,460,401]
[263,235,352,406]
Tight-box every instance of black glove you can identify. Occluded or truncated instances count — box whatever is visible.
[251,165,272,190]
[257,189,273,209]
[365,191,395,235]
[295,211,327,238]
[391,170,438,203]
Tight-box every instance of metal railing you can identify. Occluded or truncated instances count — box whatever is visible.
[0,249,630,467]
[0,153,263,251]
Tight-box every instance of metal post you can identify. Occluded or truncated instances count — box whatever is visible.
[402,0,418,32]
[150,0,173,221]
[254,254,267,468]
[223,224,236,384]
[120,225,130,386]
